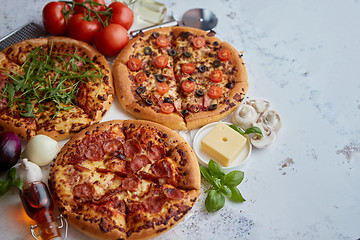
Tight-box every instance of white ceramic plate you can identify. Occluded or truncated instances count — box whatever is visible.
[193,121,252,170]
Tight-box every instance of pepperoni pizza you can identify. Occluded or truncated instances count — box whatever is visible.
[0,37,113,141]
[49,119,201,240]
[113,26,248,130]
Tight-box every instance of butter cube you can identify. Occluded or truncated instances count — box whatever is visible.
[200,122,247,167]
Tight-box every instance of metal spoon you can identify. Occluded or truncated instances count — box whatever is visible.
[130,8,218,38]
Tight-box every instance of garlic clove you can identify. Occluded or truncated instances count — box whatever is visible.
[232,104,258,130]
[250,123,276,149]
[22,135,60,167]
[262,110,282,133]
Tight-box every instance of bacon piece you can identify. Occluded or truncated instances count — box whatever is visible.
[174,99,182,112]
[129,154,151,173]
[84,143,104,161]
[164,187,184,200]
[103,138,123,154]
[143,196,166,214]
[203,94,212,109]
[121,177,139,191]
[148,145,164,161]
[73,183,94,203]
[124,139,141,158]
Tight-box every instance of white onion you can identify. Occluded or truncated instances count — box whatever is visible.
[22,135,59,166]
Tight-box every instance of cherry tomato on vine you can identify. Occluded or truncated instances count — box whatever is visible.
[94,24,129,56]
[108,2,134,30]
[42,1,71,35]
[68,13,101,44]
[73,0,106,15]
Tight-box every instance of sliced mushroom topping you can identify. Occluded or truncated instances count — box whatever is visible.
[250,123,276,149]
[232,104,258,130]
[262,110,282,133]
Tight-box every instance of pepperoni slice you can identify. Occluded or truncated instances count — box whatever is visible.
[154,55,168,68]
[148,145,164,161]
[128,57,142,71]
[192,36,205,49]
[73,183,94,202]
[144,196,166,213]
[84,143,104,161]
[152,159,172,178]
[164,187,184,200]
[181,63,196,74]
[103,138,123,154]
[127,201,145,215]
[155,36,170,48]
[121,177,139,191]
[129,154,151,172]
[217,49,231,61]
[124,139,141,158]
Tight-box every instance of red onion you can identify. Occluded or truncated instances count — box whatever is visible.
[0,132,21,172]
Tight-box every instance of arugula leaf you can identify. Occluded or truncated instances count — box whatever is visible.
[0,168,23,197]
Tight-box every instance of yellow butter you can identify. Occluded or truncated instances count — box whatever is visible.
[200,122,247,167]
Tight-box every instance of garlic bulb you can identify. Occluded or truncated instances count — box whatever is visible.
[232,104,258,129]
[22,135,59,166]
[15,158,43,187]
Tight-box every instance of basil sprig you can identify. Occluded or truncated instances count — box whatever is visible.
[229,124,263,138]
[200,160,245,212]
[0,168,23,197]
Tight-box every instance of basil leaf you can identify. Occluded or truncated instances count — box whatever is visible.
[229,186,246,202]
[208,159,225,178]
[205,189,225,212]
[219,185,232,198]
[223,170,244,187]
[12,179,24,190]
[229,124,245,135]
[200,166,213,183]
[244,126,263,138]
[0,168,23,197]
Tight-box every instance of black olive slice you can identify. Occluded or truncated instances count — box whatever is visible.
[152,32,160,39]
[144,47,152,55]
[181,109,189,116]
[209,104,218,110]
[144,70,151,76]
[198,65,207,72]
[163,97,172,103]
[182,32,190,39]
[136,86,145,95]
[225,82,234,89]
[156,74,165,82]
[183,51,192,58]
[145,99,153,105]
[213,60,221,68]
[196,89,204,97]
[168,49,177,56]
[188,77,196,82]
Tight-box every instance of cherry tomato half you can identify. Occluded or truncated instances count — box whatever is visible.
[135,71,147,83]
[154,55,168,68]
[108,2,134,30]
[155,36,170,48]
[127,57,142,71]
[161,103,174,114]
[181,80,196,93]
[218,49,231,61]
[68,13,101,44]
[157,82,170,95]
[94,24,129,56]
[208,85,222,98]
[192,36,205,49]
[210,69,223,83]
[181,63,196,74]
[42,1,70,36]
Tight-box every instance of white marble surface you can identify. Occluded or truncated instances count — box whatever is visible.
[1,0,360,239]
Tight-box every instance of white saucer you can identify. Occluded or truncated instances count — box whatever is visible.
[193,122,252,170]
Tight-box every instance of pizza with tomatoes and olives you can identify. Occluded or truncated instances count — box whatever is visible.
[113,26,248,130]
[49,119,201,240]
[0,37,113,141]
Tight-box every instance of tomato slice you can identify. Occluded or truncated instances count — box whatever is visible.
[135,71,146,83]
[181,80,196,93]
[218,49,231,61]
[161,103,175,114]
[192,36,205,49]
[155,36,170,48]
[154,55,168,68]
[208,85,222,98]
[157,82,170,94]
[210,70,223,82]
[181,63,196,74]
[128,57,142,71]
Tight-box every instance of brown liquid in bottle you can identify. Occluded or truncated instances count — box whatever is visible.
[20,181,61,240]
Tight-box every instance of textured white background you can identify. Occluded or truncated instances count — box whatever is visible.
[1,0,360,239]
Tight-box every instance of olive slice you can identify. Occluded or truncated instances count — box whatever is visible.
[188,77,196,82]
[136,86,145,94]
[168,49,177,56]
[181,109,189,116]
[144,47,152,55]
[213,60,221,68]
[209,104,218,110]
[182,32,190,39]
[225,82,234,89]
[196,89,204,97]
[163,97,172,103]
[143,70,151,76]
[152,32,160,39]
[145,99,153,105]
[183,51,192,58]
[156,74,165,82]
[198,65,207,73]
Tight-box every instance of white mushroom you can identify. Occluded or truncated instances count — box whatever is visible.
[248,98,270,114]
[250,123,276,149]
[232,104,258,130]
[262,110,282,133]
